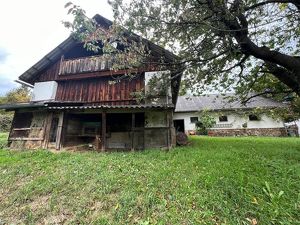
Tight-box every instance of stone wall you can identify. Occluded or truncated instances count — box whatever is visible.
[207,128,288,137]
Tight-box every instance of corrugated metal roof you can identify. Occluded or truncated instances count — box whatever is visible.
[175,94,287,112]
[48,104,174,110]
[0,102,46,110]
[0,101,174,110]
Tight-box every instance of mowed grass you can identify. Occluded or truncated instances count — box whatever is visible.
[0,136,299,224]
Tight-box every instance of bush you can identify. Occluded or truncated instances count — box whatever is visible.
[0,113,13,132]
[0,133,8,149]
[196,110,216,135]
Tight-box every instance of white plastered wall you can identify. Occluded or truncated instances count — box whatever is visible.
[173,111,285,132]
[173,112,199,131]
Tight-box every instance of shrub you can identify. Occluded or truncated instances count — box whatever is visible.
[196,110,216,135]
[0,133,8,149]
[0,113,13,132]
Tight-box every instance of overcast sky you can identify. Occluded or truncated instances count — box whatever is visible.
[0,0,113,96]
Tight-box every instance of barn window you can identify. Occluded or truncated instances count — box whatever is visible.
[249,114,260,121]
[219,116,228,122]
[190,117,198,123]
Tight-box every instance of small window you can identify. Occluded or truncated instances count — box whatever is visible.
[219,116,228,122]
[249,114,259,121]
[190,117,198,123]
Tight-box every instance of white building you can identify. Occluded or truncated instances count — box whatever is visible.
[174,94,290,136]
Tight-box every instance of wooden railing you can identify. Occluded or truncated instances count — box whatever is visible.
[59,55,114,75]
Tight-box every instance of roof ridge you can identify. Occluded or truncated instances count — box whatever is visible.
[175,93,287,112]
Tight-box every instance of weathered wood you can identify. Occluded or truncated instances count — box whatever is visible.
[101,112,106,151]
[58,55,64,75]
[59,55,114,75]
[166,111,170,150]
[176,132,188,146]
[42,112,53,149]
[13,128,31,131]
[96,135,101,151]
[131,113,135,151]
[56,68,154,81]
[8,112,17,143]
[61,113,68,148]
[9,137,44,141]
[37,61,60,82]
[55,76,144,104]
[55,112,65,150]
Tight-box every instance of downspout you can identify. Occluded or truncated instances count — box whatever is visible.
[14,80,34,88]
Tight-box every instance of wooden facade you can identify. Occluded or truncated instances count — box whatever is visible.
[55,75,144,104]
[4,14,182,151]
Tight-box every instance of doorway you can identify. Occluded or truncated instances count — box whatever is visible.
[174,119,185,133]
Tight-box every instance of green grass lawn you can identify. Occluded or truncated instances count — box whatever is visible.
[0,136,299,224]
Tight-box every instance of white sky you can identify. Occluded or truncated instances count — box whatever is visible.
[0,0,113,95]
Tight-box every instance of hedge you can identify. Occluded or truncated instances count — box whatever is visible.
[0,113,13,132]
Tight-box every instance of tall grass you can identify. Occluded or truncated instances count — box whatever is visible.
[0,136,299,224]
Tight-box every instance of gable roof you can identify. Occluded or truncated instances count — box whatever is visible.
[18,14,178,84]
[175,94,287,112]
[19,36,77,84]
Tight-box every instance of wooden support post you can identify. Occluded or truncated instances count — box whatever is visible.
[43,112,53,149]
[131,113,135,151]
[55,112,64,150]
[8,112,17,141]
[166,111,171,150]
[61,113,68,148]
[7,111,18,148]
[101,112,106,152]
[58,55,64,75]
[96,135,101,152]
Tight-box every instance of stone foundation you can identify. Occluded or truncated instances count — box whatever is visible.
[208,128,288,137]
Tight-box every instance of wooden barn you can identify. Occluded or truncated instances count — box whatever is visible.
[0,14,182,151]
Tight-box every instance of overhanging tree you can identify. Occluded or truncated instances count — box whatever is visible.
[64,0,300,102]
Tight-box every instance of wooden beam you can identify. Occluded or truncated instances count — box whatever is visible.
[96,135,101,152]
[56,66,157,81]
[166,111,170,150]
[55,112,65,150]
[131,113,135,151]
[61,113,68,148]
[8,112,17,141]
[101,112,106,151]
[13,128,31,131]
[42,112,53,149]
[9,137,44,141]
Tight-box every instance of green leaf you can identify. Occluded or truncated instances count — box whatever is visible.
[64,2,73,8]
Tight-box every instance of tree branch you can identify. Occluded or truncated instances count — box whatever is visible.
[241,89,293,104]
[245,0,298,11]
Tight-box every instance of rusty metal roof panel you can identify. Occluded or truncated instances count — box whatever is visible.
[0,102,46,110]
[48,104,174,110]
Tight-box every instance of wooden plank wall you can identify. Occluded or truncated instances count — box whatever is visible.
[59,56,112,75]
[37,61,60,82]
[55,75,144,105]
